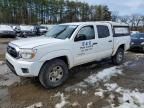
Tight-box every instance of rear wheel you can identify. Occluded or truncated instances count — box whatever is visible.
[112,48,124,65]
[39,59,69,89]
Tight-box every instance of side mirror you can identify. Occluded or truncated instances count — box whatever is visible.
[75,34,86,41]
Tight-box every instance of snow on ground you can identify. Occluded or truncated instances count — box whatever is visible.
[135,53,144,60]
[94,91,104,97]
[71,102,80,107]
[65,66,122,92]
[84,66,122,84]
[65,62,144,108]
[135,53,144,56]
[55,92,69,108]
[82,90,87,95]
[104,83,119,91]
[25,102,43,108]
[102,83,144,108]
[0,61,5,65]
[87,102,93,108]
[114,90,144,108]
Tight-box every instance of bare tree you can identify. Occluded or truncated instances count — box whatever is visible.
[118,16,130,24]
[111,11,119,22]
[129,15,143,30]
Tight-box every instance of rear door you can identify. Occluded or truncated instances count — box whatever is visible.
[95,24,113,58]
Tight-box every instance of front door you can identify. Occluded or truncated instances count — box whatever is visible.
[73,25,98,66]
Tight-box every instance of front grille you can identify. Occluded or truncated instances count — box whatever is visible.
[4,31,14,34]
[7,45,19,58]
[133,43,140,46]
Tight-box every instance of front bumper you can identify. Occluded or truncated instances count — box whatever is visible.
[0,32,16,37]
[130,44,144,51]
[6,53,44,77]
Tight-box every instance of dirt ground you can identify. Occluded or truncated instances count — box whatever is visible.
[0,38,144,108]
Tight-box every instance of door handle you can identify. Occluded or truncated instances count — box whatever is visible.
[108,40,112,42]
[93,42,98,45]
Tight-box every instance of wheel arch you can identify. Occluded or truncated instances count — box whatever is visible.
[39,50,73,69]
[112,44,125,56]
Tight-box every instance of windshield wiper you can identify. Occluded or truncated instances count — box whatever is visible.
[53,28,66,38]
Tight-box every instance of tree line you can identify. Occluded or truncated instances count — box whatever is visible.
[0,0,112,24]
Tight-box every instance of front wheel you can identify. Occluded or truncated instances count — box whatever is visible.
[39,59,69,89]
[112,48,124,65]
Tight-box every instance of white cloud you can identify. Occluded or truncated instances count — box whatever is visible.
[73,0,144,15]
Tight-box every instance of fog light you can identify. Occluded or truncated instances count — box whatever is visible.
[21,68,29,73]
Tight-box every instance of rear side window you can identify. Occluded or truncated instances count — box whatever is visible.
[97,25,110,38]
[114,26,130,37]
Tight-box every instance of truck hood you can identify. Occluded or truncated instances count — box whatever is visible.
[10,36,64,48]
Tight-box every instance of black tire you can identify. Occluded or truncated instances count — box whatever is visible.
[142,46,144,52]
[112,48,124,65]
[39,59,69,89]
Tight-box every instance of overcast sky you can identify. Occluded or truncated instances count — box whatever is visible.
[74,0,144,16]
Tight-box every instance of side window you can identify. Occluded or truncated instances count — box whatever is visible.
[114,26,130,37]
[75,26,95,41]
[97,25,110,38]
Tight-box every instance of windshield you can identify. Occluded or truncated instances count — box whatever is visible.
[131,33,144,39]
[45,25,78,39]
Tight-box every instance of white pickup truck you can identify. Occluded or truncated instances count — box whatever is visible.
[6,21,130,88]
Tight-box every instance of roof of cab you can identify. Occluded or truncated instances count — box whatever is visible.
[61,21,129,27]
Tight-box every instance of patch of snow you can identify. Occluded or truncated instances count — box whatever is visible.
[72,102,79,107]
[116,91,144,108]
[123,61,133,66]
[105,83,118,91]
[104,83,144,108]
[109,94,115,101]
[74,88,82,94]
[135,54,144,60]
[65,82,87,92]
[84,66,122,84]
[114,102,143,108]
[55,92,69,108]
[82,91,87,95]
[25,102,43,108]
[65,66,122,92]
[115,87,123,93]
[135,54,144,56]
[94,91,103,97]
[87,102,93,108]
[0,61,5,65]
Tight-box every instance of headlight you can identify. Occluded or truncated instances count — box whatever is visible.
[19,49,37,59]
[131,42,134,45]
[141,42,144,45]
[140,37,144,40]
